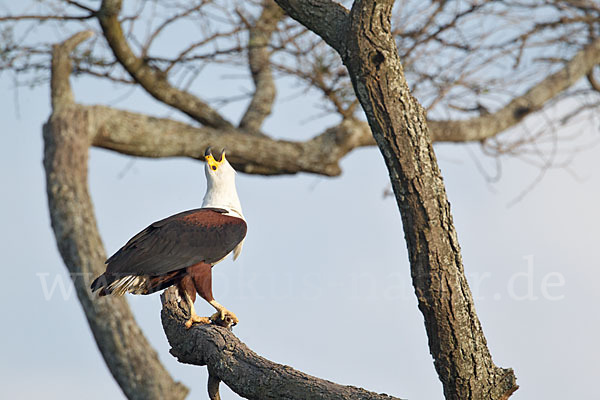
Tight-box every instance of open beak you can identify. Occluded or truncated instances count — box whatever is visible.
[204,147,226,169]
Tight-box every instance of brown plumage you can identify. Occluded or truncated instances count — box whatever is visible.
[90,207,246,300]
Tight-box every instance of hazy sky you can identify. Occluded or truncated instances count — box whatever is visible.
[2,3,600,399]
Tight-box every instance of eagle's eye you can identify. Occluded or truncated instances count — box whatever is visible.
[211,165,217,171]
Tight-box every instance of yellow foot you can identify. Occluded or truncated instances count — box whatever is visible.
[210,309,239,327]
[185,314,211,329]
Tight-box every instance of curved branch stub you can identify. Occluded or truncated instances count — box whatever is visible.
[50,30,93,111]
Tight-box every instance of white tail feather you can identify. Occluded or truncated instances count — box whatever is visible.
[107,275,148,295]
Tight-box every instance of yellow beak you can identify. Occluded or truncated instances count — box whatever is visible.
[204,147,226,170]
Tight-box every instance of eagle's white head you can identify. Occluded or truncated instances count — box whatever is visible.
[202,147,244,220]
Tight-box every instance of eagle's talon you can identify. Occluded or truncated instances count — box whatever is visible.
[185,314,210,329]
[210,309,239,327]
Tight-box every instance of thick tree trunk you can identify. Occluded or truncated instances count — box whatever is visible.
[274,0,518,398]
[342,2,517,399]
[43,32,188,400]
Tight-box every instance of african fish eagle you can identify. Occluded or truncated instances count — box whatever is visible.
[90,147,247,328]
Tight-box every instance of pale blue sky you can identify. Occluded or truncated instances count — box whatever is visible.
[1,3,600,399]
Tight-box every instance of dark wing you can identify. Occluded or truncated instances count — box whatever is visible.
[103,208,247,276]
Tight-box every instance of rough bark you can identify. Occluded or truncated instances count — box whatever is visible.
[43,32,188,400]
[345,2,517,399]
[160,288,402,400]
[275,0,519,399]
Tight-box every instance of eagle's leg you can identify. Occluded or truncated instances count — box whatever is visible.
[189,262,239,327]
[208,299,239,326]
[178,274,210,329]
[184,292,210,329]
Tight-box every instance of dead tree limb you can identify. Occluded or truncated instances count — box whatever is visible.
[161,288,403,400]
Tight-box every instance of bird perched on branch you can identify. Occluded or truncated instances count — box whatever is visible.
[91,147,247,329]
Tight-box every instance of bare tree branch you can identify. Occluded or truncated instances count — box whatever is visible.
[160,288,403,400]
[44,31,188,400]
[238,0,284,135]
[65,0,96,13]
[89,106,372,176]
[97,0,233,129]
[430,36,600,142]
[0,14,94,21]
